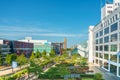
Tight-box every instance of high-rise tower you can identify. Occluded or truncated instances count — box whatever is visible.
[63,38,67,49]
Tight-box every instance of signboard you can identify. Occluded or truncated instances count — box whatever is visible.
[12,61,17,68]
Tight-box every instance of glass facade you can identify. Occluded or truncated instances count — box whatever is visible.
[99,38,103,44]
[104,53,109,60]
[104,45,109,51]
[111,33,118,42]
[100,46,103,51]
[99,53,103,58]
[110,54,117,62]
[104,27,109,35]
[96,53,98,57]
[110,64,117,75]
[100,30,103,36]
[96,46,98,51]
[96,39,98,44]
[104,62,108,70]
[111,22,118,32]
[34,43,51,53]
[96,33,99,38]
[110,44,117,52]
[104,36,109,43]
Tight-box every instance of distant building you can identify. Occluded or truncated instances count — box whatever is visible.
[63,38,67,49]
[0,44,10,63]
[51,43,63,55]
[19,37,51,54]
[0,39,33,57]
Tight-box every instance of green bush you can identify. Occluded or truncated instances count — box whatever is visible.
[94,73,103,80]
[80,74,94,78]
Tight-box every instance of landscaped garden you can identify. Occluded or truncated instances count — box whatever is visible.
[0,50,104,80]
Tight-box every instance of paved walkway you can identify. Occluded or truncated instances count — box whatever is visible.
[89,63,120,80]
[0,65,29,76]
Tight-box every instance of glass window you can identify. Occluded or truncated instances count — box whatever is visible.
[104,27,109,35]
[96,46,98,51]
[96,59,98,64]
[111,44,117,52]
[119,56,120,63]
[110,54,117,62]
[104,36,109,43]
[96,39,98,44]
[99,38,103,44]
[100,30,103,36]
[104,45,109,51]
[99,53,103,58]
[110,64,117,75]
[96,33,99,38]
[104,62,108,70]
[100,46,103,51]
[111,33,118,42]
[104,53,109,60]
[111,23,118,32]
[96,53,98,57]
[115,14,118,20]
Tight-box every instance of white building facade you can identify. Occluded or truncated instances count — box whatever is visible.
[88,0,120,77]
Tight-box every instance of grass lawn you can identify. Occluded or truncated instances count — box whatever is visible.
[82,78,94,80]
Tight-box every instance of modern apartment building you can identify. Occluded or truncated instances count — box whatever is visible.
[19,37,51,54]
[88,0,120,77]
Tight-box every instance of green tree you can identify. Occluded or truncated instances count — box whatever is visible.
[30,52,35,61]
[42,50,46,57]
[35,50,41,58]
[49,49,55,57]
[6,54,11,65]
[16,53,27,68]
[11,54,17,61]
[28,61,42,79]
[0,54,3,65]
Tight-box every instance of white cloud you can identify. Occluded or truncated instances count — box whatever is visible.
[0,26,53,33]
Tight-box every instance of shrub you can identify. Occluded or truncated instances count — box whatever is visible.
[94,73,103,80]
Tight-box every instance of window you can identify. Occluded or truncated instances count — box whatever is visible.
[111,23,118,32]
[104,53,109,60]
[100,30,103,36]
[96,53,98,57]
[99,38,103,44]
[99,53,103,58]
[111,44,117,52]
[104,36,109,43]
[104,45,109,51]
[104,62,108,69]
[100,46,103,51]
[96,39,98,44]
[96,46,98,51]
[110,54,117,62]
[96,33,99,38]
[115,14,118,20]
[104,27,109,35]
[111,33,118,42]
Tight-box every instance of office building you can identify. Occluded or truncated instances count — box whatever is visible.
[88,0,120,77]
[19,37,51,54]
[0,39,33,57]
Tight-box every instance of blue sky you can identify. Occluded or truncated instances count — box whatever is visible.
[0,0,112,47]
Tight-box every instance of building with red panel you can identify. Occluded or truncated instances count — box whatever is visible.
[0,40,33,57]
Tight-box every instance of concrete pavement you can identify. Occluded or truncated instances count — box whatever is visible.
[89,63,120,80]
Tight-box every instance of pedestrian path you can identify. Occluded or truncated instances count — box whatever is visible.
[89,63,120,80]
